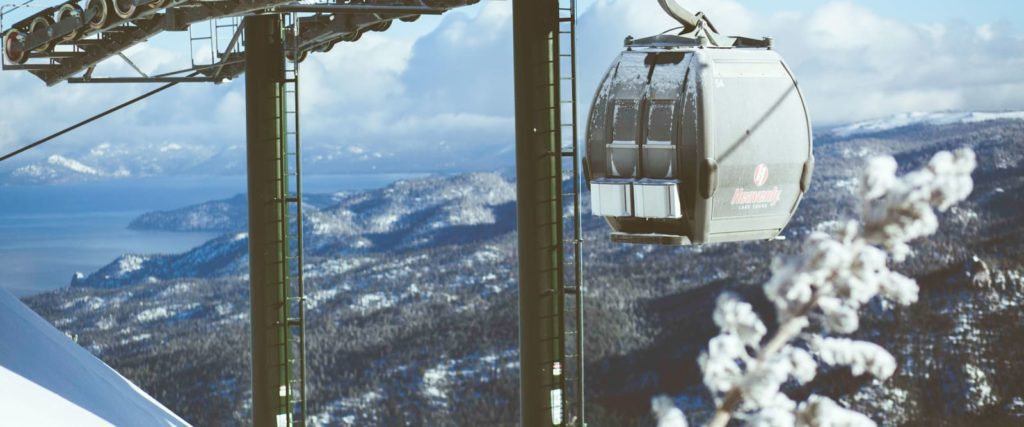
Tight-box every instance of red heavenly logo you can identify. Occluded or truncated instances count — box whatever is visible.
[753,163,769,186]
[730,164,781,206]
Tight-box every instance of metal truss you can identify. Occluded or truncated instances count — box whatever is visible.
[2,0,478,86]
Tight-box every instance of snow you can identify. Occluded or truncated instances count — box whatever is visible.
[691,149,976,424]
[159,282,197,298]
[136,307,172,323]
[46,154,101,175]
[306,288,340,310]
[963,363,998,410]
[652,395,688,427]
[0,288,189,426]
[831,111,1024,138]
[811,337,896,379]
[119,255,149,274]
[422,364,450,401]
[96,316,116,331]
[352,292,395,313]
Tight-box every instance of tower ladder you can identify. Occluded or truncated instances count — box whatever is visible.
[275,12,307,427]
[556,0,585,425]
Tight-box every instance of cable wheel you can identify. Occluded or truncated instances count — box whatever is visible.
[57,3,85,42]
[286,49,307,63]
[110,0,137,20]
[3,29,28,64]
[318,39,338,53]
[370,20,392,32]
[87,0,111,29]
[29,16,56,52]
[399,15,420,23]
[345,30,362,42]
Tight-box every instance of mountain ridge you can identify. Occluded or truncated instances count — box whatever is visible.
[22,118,1024,425]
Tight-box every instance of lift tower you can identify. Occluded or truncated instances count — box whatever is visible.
[5,0,588,425]
[244,13,294,426]
[2,2,479,425]
[512,0,585,425]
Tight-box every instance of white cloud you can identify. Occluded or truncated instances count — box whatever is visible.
[301,33,413,112]
[1,1,1022,170]
[578,0,1024,125]
[763,1,1024,123]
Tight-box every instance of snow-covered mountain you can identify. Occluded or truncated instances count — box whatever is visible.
[829,111,1024,138]
[77,173,515,288]
[134,172,515,241]
[0,288,189,426]
[4,142,220,185]
[1,138,512,185]
[71,233,251,289]
[7,154,126,184]
[6,110,1020,185]
[19,117,1024,424]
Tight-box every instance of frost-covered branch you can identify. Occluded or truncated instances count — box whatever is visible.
[654,149,976,426]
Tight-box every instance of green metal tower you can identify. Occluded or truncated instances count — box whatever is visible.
[512,0,580,424]
[244,14,296,427]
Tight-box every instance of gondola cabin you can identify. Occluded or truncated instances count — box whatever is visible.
[586,27,813,246]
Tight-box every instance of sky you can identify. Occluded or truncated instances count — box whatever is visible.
[1,0,1022,169]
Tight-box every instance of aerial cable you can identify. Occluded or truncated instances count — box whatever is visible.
[0,74,196,163]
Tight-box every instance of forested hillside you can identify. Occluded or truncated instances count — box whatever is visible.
[24,119,1024,425]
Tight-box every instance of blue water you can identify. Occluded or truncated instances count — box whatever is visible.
[0,174,419,297]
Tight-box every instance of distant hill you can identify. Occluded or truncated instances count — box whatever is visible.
[8,110,1019,186]
[1,136,516,185]
[826,110,1024,139]
[23,118,1024,425]
[0,288,189,426]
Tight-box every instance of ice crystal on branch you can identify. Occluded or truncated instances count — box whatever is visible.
[810,337,896,380]
[712,293,767,347]
[654,149,976,427]
[652,395,689,427]
[862,149,977,261]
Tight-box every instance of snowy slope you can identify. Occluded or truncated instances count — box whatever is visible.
[830,111,1024,138]
[0,288,190,426]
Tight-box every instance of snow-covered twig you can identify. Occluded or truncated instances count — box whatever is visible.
[655,149,976,427]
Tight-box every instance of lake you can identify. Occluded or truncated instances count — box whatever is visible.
[0,174,420,297]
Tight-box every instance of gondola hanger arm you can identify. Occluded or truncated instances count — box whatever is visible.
[657,0,701,33]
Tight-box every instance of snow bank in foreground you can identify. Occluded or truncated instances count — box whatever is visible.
[0,288,190,426]
[831,111,1024,138]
